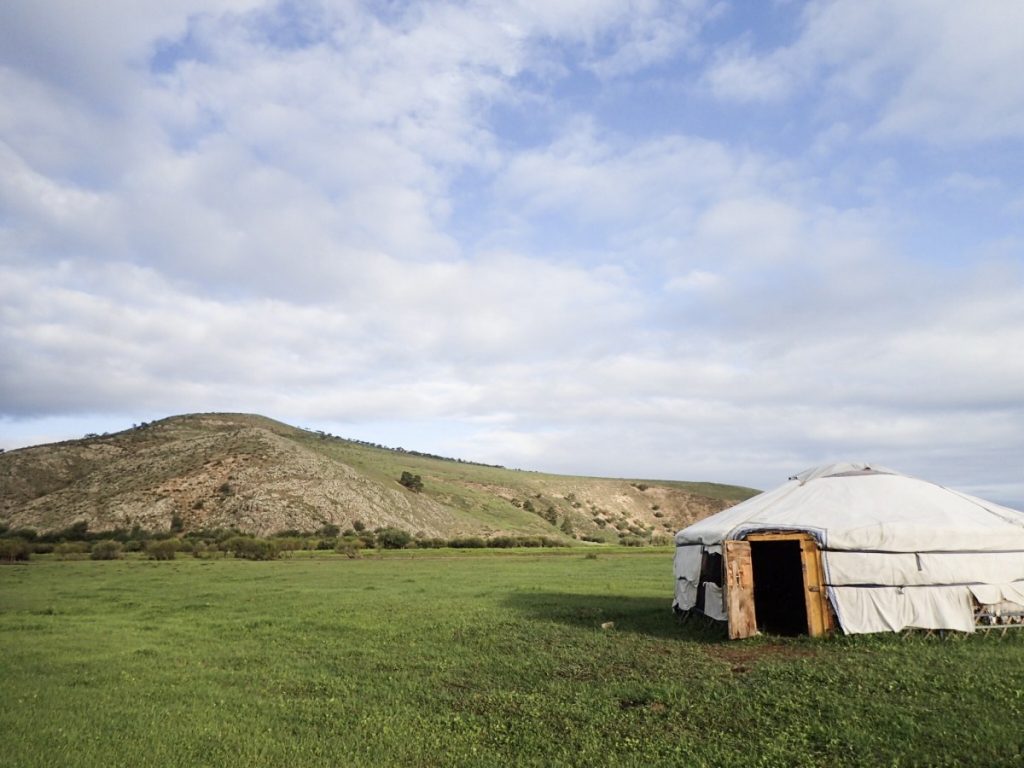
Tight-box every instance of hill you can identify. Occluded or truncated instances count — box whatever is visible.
[0,413,758,540]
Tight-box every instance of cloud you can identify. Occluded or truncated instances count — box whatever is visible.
[703,0,1024,143]
[1,0,1022,507]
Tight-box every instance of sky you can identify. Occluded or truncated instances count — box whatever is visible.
[1,0,1023,505]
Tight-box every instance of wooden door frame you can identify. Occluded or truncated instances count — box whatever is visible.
[724,531,835,638]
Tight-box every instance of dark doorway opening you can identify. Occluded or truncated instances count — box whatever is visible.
[750,540,807,636]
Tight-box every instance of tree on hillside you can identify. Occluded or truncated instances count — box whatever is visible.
[399,471,423,492]
[560,517,574,537]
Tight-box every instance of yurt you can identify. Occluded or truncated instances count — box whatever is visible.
[673,463,1024,638]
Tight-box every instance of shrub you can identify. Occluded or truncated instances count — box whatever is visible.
[273,537,304,553]
[64,520,90,540]
[448,537,486,549]
[335,538,365,558]
[31,542,54,554]
[192,541,209,558]
[90,540,124,560]
[223,536,279,561]
[377,527,412,549]
[414,537,447,549]
[399,471,423,492]
[318,524,340,538]
[5,528,38,541]
[619,535,647,547]
[124,539,143,552]
[146,540,177,560]
[55,542,91,559]
[0,538,30,563]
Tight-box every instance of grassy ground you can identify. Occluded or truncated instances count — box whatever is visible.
[2,550,1022,767]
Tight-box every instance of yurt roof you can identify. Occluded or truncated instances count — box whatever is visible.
[675,462,1024,553]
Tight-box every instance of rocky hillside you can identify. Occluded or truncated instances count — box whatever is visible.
[0,413,758,540]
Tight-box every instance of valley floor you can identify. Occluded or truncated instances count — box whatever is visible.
[1,550,1022,767]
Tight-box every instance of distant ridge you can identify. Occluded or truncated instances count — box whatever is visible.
[0,412,758,540]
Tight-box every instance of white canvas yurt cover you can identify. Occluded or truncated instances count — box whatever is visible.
[674,463,1024,637]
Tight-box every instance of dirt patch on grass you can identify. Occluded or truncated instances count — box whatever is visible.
[704,643,818,675]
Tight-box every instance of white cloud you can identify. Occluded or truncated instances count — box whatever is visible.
[1,0,1022,506]
[703,0,1024,143]
[703,46,794,103]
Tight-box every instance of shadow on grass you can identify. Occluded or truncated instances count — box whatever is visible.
[504,590,727,643]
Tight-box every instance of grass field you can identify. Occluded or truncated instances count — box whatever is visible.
[2,549,1023,767]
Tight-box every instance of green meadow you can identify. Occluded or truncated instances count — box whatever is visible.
[2,550,1022,767]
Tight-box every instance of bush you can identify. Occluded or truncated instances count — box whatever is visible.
[318,524,340,538]
[32,542,54,554]
[448,537,486,549]
[273,537,304,553]
[5,528,38,541]
[335,538,365,558]
[55,542,91,559]
[619,536,647,547]
[223,536,279,561]
[0,538,30,563]
[64,520,90,541]
[415,537,447,549]
[399,471,423,492]
[377,527,412,549]
[146,540,178,560]
[90,540,124,560]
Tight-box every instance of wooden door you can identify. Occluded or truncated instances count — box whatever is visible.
[724,540,757,639]
[799,538,834,637]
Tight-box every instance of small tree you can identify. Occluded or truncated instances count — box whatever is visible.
[146,540,177,560]
[560,517,575,538]
[399,472,423,492]
[377,527,413,549]
[0,538,30,563]
[90,540,124,560]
